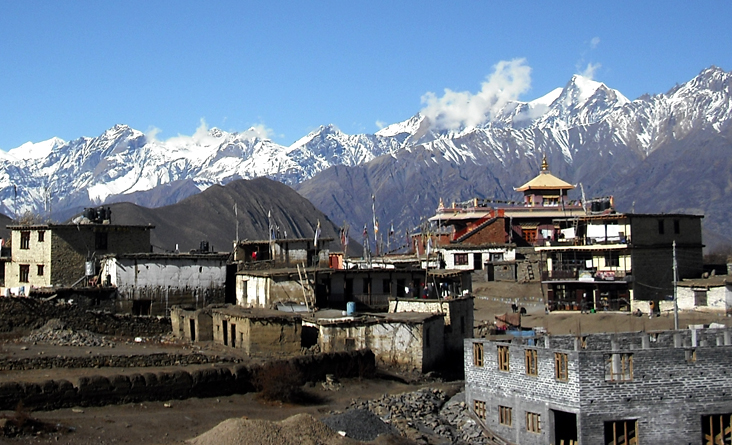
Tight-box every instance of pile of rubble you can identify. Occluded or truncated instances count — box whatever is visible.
[19,319,116,348]
[335,388,496,444]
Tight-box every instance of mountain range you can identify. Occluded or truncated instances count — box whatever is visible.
[1,66,731,252]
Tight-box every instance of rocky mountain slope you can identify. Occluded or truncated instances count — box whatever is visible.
[1,66,731,251]
[99,177,350,254]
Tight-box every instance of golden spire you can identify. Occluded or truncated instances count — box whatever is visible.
[541,155,549,172]
[438,198,444,209]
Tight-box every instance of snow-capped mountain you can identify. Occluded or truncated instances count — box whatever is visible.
[2,66,732,249]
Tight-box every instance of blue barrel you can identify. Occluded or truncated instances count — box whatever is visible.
[346,301,356,316]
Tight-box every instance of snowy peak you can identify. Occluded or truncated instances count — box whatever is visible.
[6,137,66,161]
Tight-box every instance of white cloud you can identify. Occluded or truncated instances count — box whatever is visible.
[420,58,532,131]
[145,119,276,145]
[240,124,274,140]
[580,62,602,80]
[590,37,600,49]
[144,126,162,142]
[375,120,387,129]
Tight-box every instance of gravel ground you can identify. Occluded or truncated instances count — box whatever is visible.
[322,408,398,441]
[186,413,358,445]
[19,319,117,348]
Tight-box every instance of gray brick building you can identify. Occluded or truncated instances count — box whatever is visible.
[465,329,732,444]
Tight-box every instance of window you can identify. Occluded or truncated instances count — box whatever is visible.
[362,277,371,294]
[658,219,665,235]
[525,349,538,376]
[604,419,638,445]
[454,253,468,265]
[19,265,30,283]
[686,349,697,363]
[20,231,30,250]
[382,279,391,294]
[37,231,45,242]
[473,343,484,367]
[489,252,504,262]
[95,232,108,250]
[674,219,680,234]
[605,353,633,382]
[526,412,541,433]
[694,290,708,306]
[473,400,486,420]
[555,353,569,381]
[498,345,510,371]
[703,414,732,445]
[605,252,619,267]
[37,265,44,276]
[498,405,512,426]
[523,229,537,244]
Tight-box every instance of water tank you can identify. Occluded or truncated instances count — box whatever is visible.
[200,241,209,253]
[346,301,356,316]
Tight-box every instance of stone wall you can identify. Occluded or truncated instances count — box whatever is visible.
[0,350,374,411]
[465,329,732,444]
[0,298,171,337]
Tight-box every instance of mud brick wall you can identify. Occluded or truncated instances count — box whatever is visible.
[0,350,375,411]
[0,298,171,337]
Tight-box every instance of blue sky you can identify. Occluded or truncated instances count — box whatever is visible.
[1,1,731,150]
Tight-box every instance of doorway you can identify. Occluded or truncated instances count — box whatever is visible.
[553,409,578,445]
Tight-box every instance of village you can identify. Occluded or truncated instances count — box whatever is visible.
[0,158,729,445]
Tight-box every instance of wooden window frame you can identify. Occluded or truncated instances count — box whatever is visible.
[473,343,484,367]
[37,264,44,276]
[703,414,732,445]
[605,353,633,382]
[473,400,486,420]
[37,231,45,242]
[525,349,538,376]
[20,231,30,250]
[454,253,469,266]
[604,419,638,445]
[555,352,569,381]
[526,412,541,433]
[498,405,512,426]
[498,345,510,372]
[19,264,30,283]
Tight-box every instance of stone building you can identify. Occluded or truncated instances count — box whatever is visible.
[210,306,302,356]
[676,275,732,313]
[4,221,153,292]
[537,213,704,313]
[388,295,474,358]
[316,311,445,373]
[100,252,230,316]
[170,306,214,342]
[465,328,732,444]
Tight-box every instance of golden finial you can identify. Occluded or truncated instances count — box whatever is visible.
[541,155,549,171]
[438,198,444,209]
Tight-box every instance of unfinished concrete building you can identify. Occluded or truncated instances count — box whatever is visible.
[465,328,732,444]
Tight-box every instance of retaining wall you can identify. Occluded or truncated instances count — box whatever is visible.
[0,297,171,337]
[0,350,375,411]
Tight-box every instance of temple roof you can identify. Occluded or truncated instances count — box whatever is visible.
[514,157,575,192]
[515,171,575,191]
